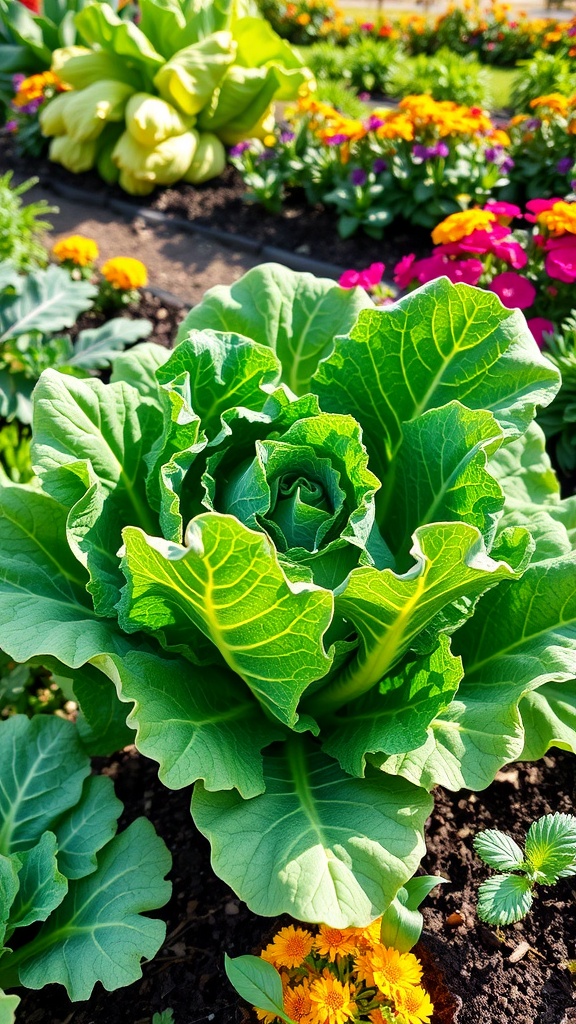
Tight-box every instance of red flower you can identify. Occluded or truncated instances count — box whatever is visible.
[489,271,536,309]
[18,0,40,11]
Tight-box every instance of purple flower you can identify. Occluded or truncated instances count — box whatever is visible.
[350,168,367,186]
[526,118,541,130]
[12,73,25,89]
[358,91,371,101]
[373,158,387,174]
[17,97,43,115]
[325,133,349,145]
[572,179,576,191]
[557,157,573,175]
[568,23,576,34]
[229,140,251,157]
[365,114,385,132]
[279,130,295,144]
[485,147,498,163]
[257,150,275,162]
[500,155,515,173]
[412,141,449,160]
[4,120,17,133]
[435,141,449,158]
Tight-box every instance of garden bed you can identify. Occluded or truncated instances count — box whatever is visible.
[15,748,576,1024]
[0,143,432,273]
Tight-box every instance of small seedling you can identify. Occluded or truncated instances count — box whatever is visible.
[152,1010,175,1024]
[474,812,576,925]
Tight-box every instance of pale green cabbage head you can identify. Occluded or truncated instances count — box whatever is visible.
[183,131,226,183]
[126,92,193,148]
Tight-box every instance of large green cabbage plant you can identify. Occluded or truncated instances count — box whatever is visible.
[0,265,574,929]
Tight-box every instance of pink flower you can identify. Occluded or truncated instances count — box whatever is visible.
[489,271,536,309]
[527,318,555,349]
[393,253,417,288]
[411,254,450,284]
[525,198,563,223]
[545,243,576,283]
[490,239,527,269]
[483,200,522,224]
[339,262,385,290]
[435,225,509,256]
[443,259,483,285]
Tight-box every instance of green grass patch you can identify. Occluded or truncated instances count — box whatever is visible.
[485,66,518,109]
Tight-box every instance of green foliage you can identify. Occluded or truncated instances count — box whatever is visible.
[510,52,576,113]
[225,955,296,1024]
[0,260,152,424]
[379,875,446,953]
[475,812,576,925]
[0,715,171,1017]
[386,48,491,107]
[537,317,576,475]
[152,1011,175,1024]
[0,175,53,273]
[315,80,367,119]
[0,263,572,929]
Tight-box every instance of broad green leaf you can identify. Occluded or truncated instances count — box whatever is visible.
[473,830,525,872]
[154,32,235,117]
[224,955,296,1024]
[497,505,575,563]
[73,664,135,757]
[0,991,19,1024]
[94,648,281,798]
[0,265,96,342]
[381,552,576,792]
[524,813,576,883]
[156,330,281,440]
[66,318,153,370]
[312,278,560,481]
[75,4,166,72]
[137,0,187,59]
[310,521,526,716]
[193,740,431,927]
[322,636,462,776]
[119,514,334,729]
[0,1,51,61]
[380,402,504,564]
[54,775,123,880]
[0,856,19,945]
[110,341,170,404]
[6,833,67,934]
[488,421,560,509]
[476,873,533,926]
[15,817,171,1001]
[0,716,89,855]
[0,483,126,667]
[177,263,372,396]
[33,371,161,616]
[519,681,576,761]
[379,876,446,953]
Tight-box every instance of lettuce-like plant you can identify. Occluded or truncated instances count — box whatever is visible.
[0,714,171,1023]
[0,264,573,929]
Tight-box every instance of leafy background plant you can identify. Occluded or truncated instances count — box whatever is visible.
[0,174,53,272]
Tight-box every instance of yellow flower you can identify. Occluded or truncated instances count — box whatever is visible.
[297,12,311,23]
[52,234,99,266]
[537,200,576,236]
[309,973,356,1024]
[254,1008,278,1024]
[394,984,434,1024]
[101,257,148,290]
[264,925,314,970]
[368,946,423,999]
[431,208,496,245]
[284,978,315,1023]
[314,926,359,961]
[263,134,277,147]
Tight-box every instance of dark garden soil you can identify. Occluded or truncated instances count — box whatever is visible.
[73,290,187,351]
[15,748,576,1024]
[1,142,432,271]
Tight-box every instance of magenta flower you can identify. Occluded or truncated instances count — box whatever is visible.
[483,200,521,223]
[443,259,483,286]
[491,239,527,269]
[524,197,562,223]
[325,133,348,145]
[229,141,251,157]
[393,253,417,289]
[527,318,555,349]
[4,120,18,133]
[339,262,385,290]
[365,114,385,132]
[545,241,576,283]
[489,271,536,310]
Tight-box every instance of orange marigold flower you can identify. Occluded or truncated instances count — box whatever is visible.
[254,1008,278,1024]
[101,256,148,290]
[297,12,311,24]
[52,234,99,266]
[431,208,496,245]
[265,925,314,969]
[529,93,569,115]
[284,978,315,1023]
[309,973,356,1024]
[315,925,359,961]
[369,946,423,999]
[354,949,377,987]
[394,984,434,1024]
[537,200,576,236]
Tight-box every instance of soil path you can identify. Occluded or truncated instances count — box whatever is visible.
[27,181,260,306]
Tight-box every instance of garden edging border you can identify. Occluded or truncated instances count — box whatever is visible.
[49,178,351,285]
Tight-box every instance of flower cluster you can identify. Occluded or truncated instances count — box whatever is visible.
[254,922,433,1024]
[392,198,576,347]
[257,0,357,44]
[51,235,148,308]
[232,92,512,236]
[5,71,69,157]
[509,93,576,199]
